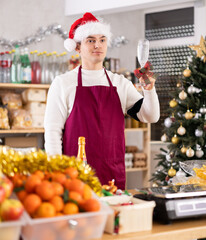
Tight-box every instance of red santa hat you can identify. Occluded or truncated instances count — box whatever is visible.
[64,12,112,52]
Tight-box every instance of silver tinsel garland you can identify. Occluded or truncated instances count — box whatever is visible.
[0,23,128,49]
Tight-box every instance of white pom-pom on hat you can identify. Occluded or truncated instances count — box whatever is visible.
[64,38,76,52]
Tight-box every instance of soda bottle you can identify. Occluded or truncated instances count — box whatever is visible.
[21,48,31,83]
[1,52,5,82]
[0,52,2,82]
[31,50,41,84]
[11,45,21,83]
[77,136,87,165]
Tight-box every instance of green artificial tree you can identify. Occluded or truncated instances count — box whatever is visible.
[152,36,206,186]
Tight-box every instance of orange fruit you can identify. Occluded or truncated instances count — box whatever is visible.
[11,174,25,187]
[64,179,72,190]
[69,191,83,204]
[36,180,55,201]
[23,194,42,215]
[17,190,28,202]
[34,170,44,180]
[51,181,64,196]
[52,172,67,185]
[64,167,79,179]
[80,198,101,212]
[44,171,53,181]
[25,174,42,193]
[36,202,56,218]
[83,184,92,200]
[67,179,85,195]
[49,195,64,212]
[63,202,79,215]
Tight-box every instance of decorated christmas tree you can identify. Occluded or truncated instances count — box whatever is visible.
[152,36,206,186]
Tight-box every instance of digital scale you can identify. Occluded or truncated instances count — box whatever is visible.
[133,184,206,224]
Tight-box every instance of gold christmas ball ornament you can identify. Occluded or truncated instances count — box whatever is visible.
[177,124,186,135]
[176,82,181,88]
[186,147,195,158]
[181,146,187,154]
[168,167,176,177]
[185,110,194,120]
[171,134,179,144]
[183,69,191,77]
[179,90,187,100]
[169,99,178,108]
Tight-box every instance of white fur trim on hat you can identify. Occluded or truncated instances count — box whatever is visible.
[74,21,112,45]
[64,38,76,52]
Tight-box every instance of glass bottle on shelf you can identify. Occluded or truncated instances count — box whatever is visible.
[11,45,21,83]
[77,136,87,165]
[59,52,68,74]
[31,50,41,84]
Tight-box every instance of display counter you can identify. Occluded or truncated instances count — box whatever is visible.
[101,217,206,240]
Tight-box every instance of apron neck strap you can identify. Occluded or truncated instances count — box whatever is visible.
[78,65,113,87]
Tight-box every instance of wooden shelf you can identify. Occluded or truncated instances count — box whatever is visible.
[125,128,148,132]
[0,83,50,89]
[126,167,148,172]
[0,129,44,134]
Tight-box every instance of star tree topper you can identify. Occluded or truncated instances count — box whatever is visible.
[189,35,206,62]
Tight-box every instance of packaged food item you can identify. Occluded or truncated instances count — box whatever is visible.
[1,93,22,110]
[0,106,10,129]
[10,109,32,129]
[24,102,46,115]
[21,89,47,103]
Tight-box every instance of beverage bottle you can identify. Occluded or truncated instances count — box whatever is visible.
[1,52,5,82]
[31,50,41,84]
[49,51,58,82]
[11,45,21,83]
[0,52,2,82]
[40,51,47,84]
[21,48,31,83]
[59,52,69,74]
[77,136,87,165]
[3,51,12,83]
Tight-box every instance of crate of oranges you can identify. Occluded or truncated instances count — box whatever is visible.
[10,168,112,240]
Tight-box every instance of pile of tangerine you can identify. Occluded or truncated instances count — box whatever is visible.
[10,167,101,218]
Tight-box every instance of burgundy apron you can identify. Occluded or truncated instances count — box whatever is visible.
[63,66,125,189]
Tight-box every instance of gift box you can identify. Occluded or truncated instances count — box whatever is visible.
[21,200,112,240]
[0,216,25,240]
[102,195,155,234]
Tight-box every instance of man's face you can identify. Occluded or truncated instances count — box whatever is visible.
[77,34,108,66]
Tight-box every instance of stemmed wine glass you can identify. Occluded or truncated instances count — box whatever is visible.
[137,39,150,85]
[137,38,149,68]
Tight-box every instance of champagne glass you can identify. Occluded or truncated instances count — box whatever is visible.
[137,39,149,68]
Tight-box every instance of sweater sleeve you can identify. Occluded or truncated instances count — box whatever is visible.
[44,77,68,155]
[137,87,160,123]
[126,80,160,123]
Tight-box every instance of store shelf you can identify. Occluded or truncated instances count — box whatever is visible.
[0,83,50,89]
[126,167,148,172]
[125,128,148,132]
[0,129,44,134]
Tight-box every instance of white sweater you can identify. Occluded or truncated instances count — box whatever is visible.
[44,66,160,155]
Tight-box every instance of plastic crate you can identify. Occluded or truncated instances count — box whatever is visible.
[21,200,112,240]
[0,216,25,240]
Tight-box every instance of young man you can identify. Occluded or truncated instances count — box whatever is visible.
[44,12,160,189]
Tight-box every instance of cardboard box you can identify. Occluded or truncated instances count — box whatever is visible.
[21,200,112,240]
[5,137,38,148]
[31,115,44,128]
[102,196,155,234]
[24,102,46,115]
[22,89,47,103]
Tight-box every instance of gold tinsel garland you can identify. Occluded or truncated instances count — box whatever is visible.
[0,146,102,196]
